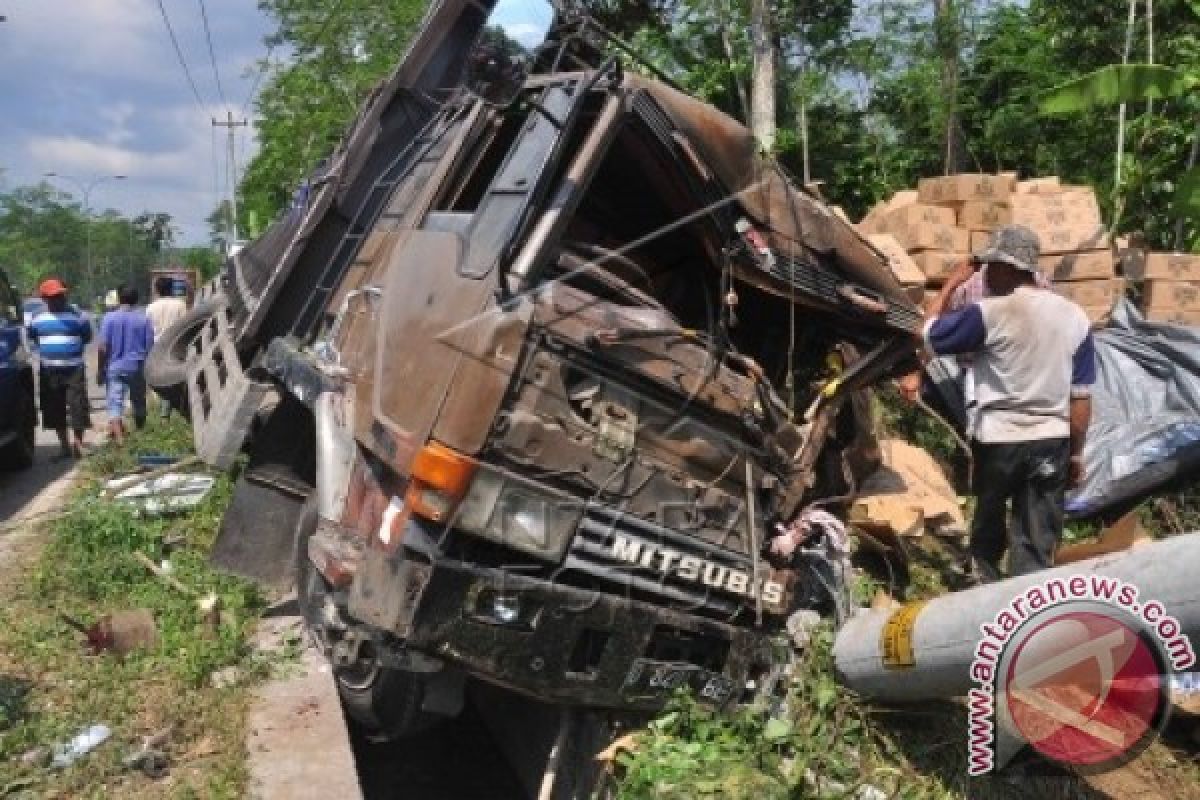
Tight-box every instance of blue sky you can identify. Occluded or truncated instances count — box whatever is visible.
[0,0,276,244]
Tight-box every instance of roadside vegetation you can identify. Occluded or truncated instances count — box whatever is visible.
[0,419,283,798]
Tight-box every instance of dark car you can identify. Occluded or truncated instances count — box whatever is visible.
[0,269,36,469]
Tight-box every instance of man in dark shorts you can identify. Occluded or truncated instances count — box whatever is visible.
[26,278,92,458]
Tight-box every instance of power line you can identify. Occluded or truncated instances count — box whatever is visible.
[155,0,209,114]
[240,42,274,117]
[196,0,228,108]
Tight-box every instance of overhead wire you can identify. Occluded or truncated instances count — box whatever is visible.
[240,42,275,117]
[154,0,210,114]
[196,0,228,108]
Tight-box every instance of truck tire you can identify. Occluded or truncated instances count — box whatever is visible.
[0,376,35,470]
[293,498,435,742]
[144,299,222,407]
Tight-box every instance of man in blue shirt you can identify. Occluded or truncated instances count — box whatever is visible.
[27,278,92,458]
[98,283,155,445]
[924,226,1095,579]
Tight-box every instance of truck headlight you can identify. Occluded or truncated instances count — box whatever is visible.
[456,467,581,561]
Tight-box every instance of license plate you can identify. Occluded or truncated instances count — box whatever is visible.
[622,659,736,704]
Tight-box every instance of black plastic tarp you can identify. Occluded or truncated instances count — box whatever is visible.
[924,297,1200,518]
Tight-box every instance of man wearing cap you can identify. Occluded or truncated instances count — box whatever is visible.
[923,225,1095,579]
[26,278,92,458]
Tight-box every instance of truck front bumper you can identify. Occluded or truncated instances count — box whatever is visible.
[382,552,779,711]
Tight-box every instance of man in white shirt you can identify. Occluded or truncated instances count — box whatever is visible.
[144,276,189,418]
[923,226,1095,580]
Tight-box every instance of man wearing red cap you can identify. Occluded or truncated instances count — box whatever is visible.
[26,278,92,457]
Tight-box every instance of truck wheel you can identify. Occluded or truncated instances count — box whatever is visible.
[293,498,435,742]
[144,299,222,406]
[0,377,35,470]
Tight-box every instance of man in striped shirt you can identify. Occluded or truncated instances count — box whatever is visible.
[27,278,92,458]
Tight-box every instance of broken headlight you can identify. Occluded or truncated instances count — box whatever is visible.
[456,467,581,561]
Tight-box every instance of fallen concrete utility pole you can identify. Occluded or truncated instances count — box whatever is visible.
[834,533,1200,702]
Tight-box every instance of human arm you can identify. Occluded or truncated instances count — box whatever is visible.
[1068,331,1097,488]
[925,258,978,319]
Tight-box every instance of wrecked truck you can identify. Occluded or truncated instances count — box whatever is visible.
[148,0,921,752]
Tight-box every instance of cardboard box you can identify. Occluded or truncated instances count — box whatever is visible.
[958,191,1101,231]
[917,173,1016,206]
[892,223,970,254]
[1038,250,1115,282]
[1038,225,1110,255]
[913,251,969,282]
[884,190,919,214]
[1144,252,1200,281]
[881,203,957,231]
[1145,308,1200,326]
[868,234,926,286]
[1054,279,1125,309]
[1081,306,1112,326]
[969,230,993,252]
[1142,280,1200,310]
[1017,177,1061,194]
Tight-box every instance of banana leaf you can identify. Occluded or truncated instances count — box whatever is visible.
[1040,64,1194,115]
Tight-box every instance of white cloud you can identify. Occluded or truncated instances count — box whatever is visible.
[3,0,161,81]
[2,0,274,244]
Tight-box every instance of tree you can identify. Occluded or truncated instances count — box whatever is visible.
[238,0,427,227]
[1040,0,1200,247]
[749,0,777,149]
[0,180,172,301]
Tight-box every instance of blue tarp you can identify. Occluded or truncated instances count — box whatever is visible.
[924,298,1200,518]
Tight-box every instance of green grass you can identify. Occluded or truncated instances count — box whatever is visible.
[0,418,275,798]
[612,627,958,800]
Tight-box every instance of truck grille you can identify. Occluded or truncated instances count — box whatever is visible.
[559,506,756,620]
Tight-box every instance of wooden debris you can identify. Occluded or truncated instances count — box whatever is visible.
[132,551,197,597]
[1055,512,1153,565]
[852,439,966,540]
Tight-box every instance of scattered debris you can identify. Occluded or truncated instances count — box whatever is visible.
[108,472,215,515]
[785,610,823,651]
[51,723,111,768]
[853,439,966,539]
[772,509,849,560]
[1055,511,1152,565]
[102,455,201,494]
[594,732,640,766]
[1172,671,1200,716]
[122,726,173,779]
[60,609,158,655]
[132,551,197,597]
[210,666,242,690]
[18,746,48,767]
[0,777,36,796]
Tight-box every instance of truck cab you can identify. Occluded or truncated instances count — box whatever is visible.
[151,0,920,769]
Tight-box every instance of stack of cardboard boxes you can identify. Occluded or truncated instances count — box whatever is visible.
[859,174,1122,324]
[1139,253,1200,325]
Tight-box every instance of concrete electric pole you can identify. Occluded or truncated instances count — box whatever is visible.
[212,110,248,255]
